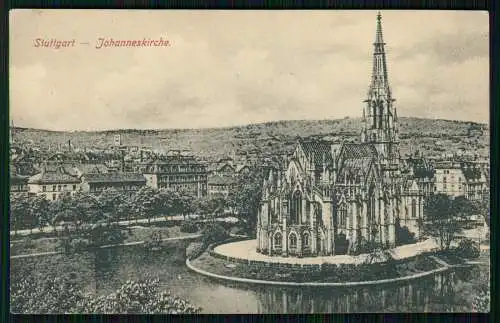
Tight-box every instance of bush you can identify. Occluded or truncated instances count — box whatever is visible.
[334,233,349,255]
[180,222,199,233]
[395,224,417,246]
[457,238,480,259]
[186,242,206,260]
[57,237,92,254]
[201,223,229,246]
[144,231,164,250]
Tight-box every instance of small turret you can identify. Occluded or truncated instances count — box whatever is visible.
[331,146,338,183]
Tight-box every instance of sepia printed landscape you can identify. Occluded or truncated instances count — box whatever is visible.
[10,10,490,313]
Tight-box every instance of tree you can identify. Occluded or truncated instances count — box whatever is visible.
[76,278,202,314]
[72,192,104,230]
[11,274,202,314]
[98,188,128,222]
[471,266,490,312]
[29,195,50,232]
[10,193,31,235]
[395,217,417,246]
[131,187,162,224]
[451,195,476,219]
[51,192,103,234]
[11,273,85,314]
[420,193,469,251]
[473,193,490,228]
[227,164,264,233]
[194,196,225,222]
[175,189,197,220]
[49,192,75,233]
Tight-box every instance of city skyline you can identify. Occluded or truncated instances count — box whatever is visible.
[10,10,489,131]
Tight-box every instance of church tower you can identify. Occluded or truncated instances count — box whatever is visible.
[361,12,399,161]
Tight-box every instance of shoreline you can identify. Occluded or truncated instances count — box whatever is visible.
[186,257,454,287]
[10,235,201,259]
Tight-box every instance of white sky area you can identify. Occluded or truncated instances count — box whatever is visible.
[9,10,489,131]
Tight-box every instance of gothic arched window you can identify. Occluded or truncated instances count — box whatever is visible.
[303,232,310,247]
[339,202,348,226]
[274,232,282,248]
[372,103,377,128]
[411,199,417,218]
[290,190,302,224]
[289,233,298,248]
[379,105,384,129]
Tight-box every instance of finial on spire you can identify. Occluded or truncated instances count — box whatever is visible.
[377,11,382,21]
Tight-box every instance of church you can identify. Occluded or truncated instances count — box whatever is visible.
[256,13,429,257]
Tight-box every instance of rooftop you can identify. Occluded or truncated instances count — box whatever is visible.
[82,172,146,184]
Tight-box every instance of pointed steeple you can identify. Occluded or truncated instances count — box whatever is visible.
[361,12,400,161]
[370,11,391,99]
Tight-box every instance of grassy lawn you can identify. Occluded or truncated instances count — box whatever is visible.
[190,251,444,284]
[10,237,60,255]
[10,225,200,256]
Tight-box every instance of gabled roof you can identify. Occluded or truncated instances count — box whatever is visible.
[337,143,378,181]
[338,158,374,180]
[82,172,146,184]
[406,157,435,178]
[236,164,250,173]
[340,143,378,160]
[217,163,235,172]
[73,163,109,175]
[28,167,81,184]
[298,139,334,168]
[10,174,29,185]
[208,175,237,186]
[461,166,483,181]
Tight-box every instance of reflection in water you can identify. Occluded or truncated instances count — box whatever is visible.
[250,270,476,313]
[11,245,487,313]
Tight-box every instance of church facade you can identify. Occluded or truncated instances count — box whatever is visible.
[256,13,429,257]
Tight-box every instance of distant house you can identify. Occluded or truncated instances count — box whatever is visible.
[70,163,109,177]
[235,164,251,175]
[138,154,208,197]
[27,165,81,200]
[10,171,29,198]
[403,156,435,197]
[433,161,486,200]
[207,175,237,197]
[80,172,146,197]
[216,163,236,176]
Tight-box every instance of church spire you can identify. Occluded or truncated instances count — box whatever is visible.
[370,11,391,99]
[361,12,399,161]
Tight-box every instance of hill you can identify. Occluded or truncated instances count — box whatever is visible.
[11,117,489,161]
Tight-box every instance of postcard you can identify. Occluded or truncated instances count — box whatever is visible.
[9,9,490,314]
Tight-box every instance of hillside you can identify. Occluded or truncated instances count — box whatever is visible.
[11,117,489,161]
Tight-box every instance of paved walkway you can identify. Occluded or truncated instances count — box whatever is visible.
[428,255,451,267]
[213,239,441,265]
[10,214,239,236]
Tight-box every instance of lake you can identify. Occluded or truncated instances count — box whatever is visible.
[11,243,489,313]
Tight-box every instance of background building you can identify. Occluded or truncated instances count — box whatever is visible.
[27,165,81,200]
[80,172,146,197]
[433,161,486,200]
[138,151,208,197]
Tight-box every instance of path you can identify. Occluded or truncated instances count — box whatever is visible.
[10,233,247,259]
[428,255,451,267]
[213,238,442,265]
[10,234,203,259]
[10,214,239,236]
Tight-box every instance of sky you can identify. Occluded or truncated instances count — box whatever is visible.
[9,10,489,131]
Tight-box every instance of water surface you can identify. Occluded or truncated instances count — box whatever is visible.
[11,244,489,313]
